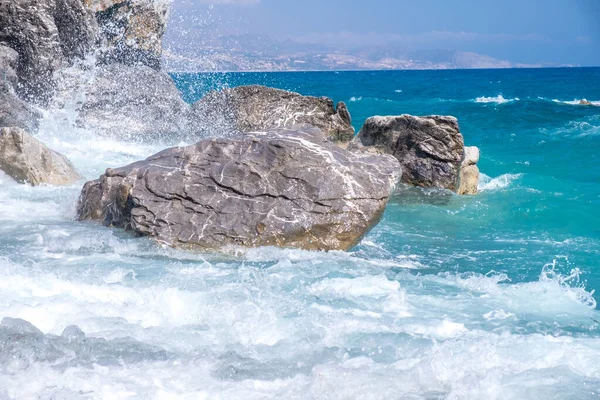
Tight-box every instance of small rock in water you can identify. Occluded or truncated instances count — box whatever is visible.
[349,114,480,194]
[77,125,401,251]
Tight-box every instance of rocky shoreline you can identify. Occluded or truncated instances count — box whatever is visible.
[0,0,480,252]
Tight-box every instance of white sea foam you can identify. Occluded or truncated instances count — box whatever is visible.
[552,98,600,106]
[474,95,519,104]
[477,173,522,191]
[349,96,363,102]
[1,252,599,399]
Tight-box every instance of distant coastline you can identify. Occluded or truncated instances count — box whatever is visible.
[166,65,588,74]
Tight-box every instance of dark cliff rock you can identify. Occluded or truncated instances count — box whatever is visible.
[77,125,401,251]
[0,0,97,104]
[0,45,40,132]
[189,85,355,142]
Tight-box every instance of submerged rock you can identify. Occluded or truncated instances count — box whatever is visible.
[0,317,171,372]
[77,63,190,139]
[0,126,80,186]
[349,115,479,193]
[189,85,355,142]
[77,125,401,251]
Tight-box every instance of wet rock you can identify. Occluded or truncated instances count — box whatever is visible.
[0,0,97,104]
[88,0,170,69]
[189,85,355,142]
[0,45,19,89]
[457,146,480,195]
[0,0,64,103]
[0,126,80,186]
[77,63,190,139]
[349,115,474,192]
[77,125,401,251]
[0,45,40,132]
[54,0,98,61]
[0,92,40,132]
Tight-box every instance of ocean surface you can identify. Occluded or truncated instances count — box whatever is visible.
[1,67,600,399]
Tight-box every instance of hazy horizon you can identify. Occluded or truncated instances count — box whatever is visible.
[165,0,600,68]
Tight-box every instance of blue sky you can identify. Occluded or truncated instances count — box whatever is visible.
[171,0,600,66]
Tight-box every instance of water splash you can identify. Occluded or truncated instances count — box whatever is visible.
[474,95,519,104]
[478,173,522,191]
[540,258,597,309]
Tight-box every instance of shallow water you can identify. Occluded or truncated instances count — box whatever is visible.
[1,68,600,399]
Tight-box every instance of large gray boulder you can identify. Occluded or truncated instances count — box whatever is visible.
[77,125,401,251]
[0,126,80,186]
[189,85,355,142]
[77,63,190,139]
[349,115,479,193]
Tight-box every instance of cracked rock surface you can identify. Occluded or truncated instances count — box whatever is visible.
[77,125,401,251]
[189,85,355,142]
[349,115,479,192]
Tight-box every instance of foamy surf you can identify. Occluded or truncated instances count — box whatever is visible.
[552,98,600,106]
[474,95,519,104]
[478,173,522,191]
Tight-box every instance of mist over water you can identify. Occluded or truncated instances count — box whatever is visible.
[1,68,600,399]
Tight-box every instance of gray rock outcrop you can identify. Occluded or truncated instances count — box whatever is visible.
[77,125,401,251]
[189,85,355,142]
[77,63,190,139]
[349,115,479,193]
[0,126,80,186]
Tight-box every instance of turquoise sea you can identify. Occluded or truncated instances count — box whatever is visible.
[1,68,600,398]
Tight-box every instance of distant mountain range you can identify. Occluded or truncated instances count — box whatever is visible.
[162,33,545,72]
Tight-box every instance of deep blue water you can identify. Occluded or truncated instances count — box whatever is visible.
[1,68,599,398]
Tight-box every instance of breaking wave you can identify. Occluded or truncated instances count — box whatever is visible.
[474,95,519,104]
[478,173,522,191]
[552,98,600,106]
